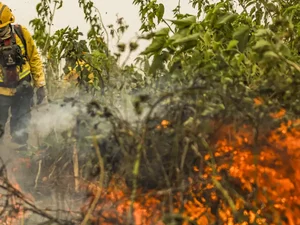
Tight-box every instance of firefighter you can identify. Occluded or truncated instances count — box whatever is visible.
[0,3,47,150]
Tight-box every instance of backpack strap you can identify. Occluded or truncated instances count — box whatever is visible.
[12,24,28,60]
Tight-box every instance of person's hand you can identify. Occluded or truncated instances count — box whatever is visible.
[36,86,47,105]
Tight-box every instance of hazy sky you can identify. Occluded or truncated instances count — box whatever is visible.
[7,0,197,63]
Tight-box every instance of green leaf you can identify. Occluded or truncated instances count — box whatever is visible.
[213,2,226,13]
[177,40,198,53]
[253,40,271,50]
[129,42,139,51]
[222,77,233,84]
[263,51,279,59]
[157,3,165,23]
[167,16,196,28]
[203,31,211,46]
[154,28,169,37]
[172,33,201,45]
[212,41,221,51]
[141,37,166,55]
[235,53,245,64]
[255,8,263,25]
[249,7,256,16]
[227,40,239,50]
[117,43,126,52]
[139,32,155,40]
[279,43,291,57]
[36,3,42,13]
[255,29,271,37]
[250,64,257,78]
[233,25,250,39]
[267,3,278,12]
[233,25,250,52]
[169,33,185,42]
[57,0,63,9]
[169,28,189,41]
[201,107,214,116]
[216,13,237,25]
[149,54,164,75]
[246,0,256,8]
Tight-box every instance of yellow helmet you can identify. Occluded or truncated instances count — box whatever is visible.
[0,3,15,28]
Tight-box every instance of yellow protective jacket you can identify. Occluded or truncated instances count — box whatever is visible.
[0,25,46,96]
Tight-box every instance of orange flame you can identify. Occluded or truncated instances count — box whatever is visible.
[80,108,299,224]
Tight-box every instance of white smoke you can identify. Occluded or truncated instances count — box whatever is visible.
[30,101,82,139]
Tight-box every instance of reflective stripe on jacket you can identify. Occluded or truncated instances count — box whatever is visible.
[0,25,45,96]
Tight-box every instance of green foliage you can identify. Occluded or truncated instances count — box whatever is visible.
[26,1,300,224]
[136,0,300,116]
[133,0,165,32]
[30,0,132,96]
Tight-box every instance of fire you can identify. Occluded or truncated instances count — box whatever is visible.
[80,109,299,225]
[0,156,34,225]
[0,108,299,224]
[208,118,300,224]
[80,175,165,224]
[156,120,170,130]
[0,180,30,225]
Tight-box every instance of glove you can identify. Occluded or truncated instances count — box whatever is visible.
[36,86,47,105]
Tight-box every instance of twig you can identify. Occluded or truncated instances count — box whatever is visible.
[285,58,300,72]
[73,143,79,193]
[93,6,110,51]
[127,126,147,225]
[34,160,42,189]
[212,177,237,214]
[80,135,104,225]
[163,213,198,225]
[162,19,175,34]
[127,142,142,225]
[0,182,69,224]
[121,51,133,68]
[0,158,73,224]
[200,137,237,215]
[42,1,57,56]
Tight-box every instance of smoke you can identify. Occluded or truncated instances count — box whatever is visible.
[0,78,168,223]
[0,98,88,223]
[1,87,146,152]
[30,101,82,139]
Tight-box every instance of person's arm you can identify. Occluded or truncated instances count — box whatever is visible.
[21,26,46,88]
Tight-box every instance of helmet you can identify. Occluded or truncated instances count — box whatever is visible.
[0,3,15,28]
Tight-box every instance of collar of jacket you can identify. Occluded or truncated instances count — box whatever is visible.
[0,25,11,40]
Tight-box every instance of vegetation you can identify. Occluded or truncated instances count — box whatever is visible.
[0,0,300,224]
